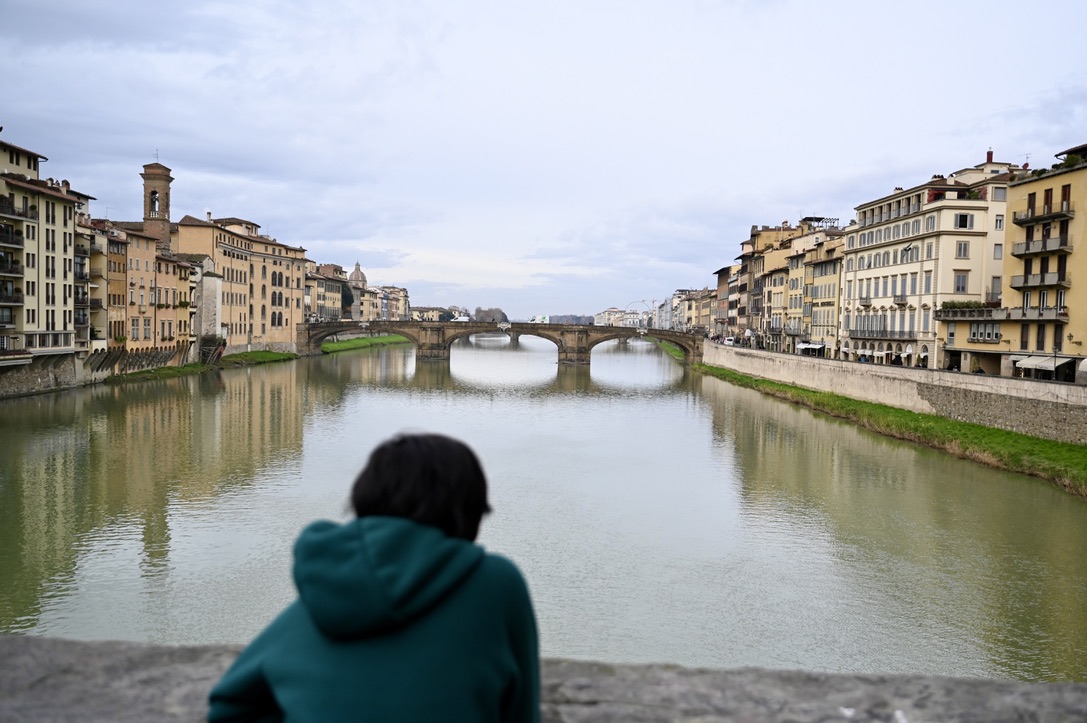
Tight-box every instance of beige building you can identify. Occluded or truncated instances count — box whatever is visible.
[75,214,110,353]
[169,215,306,352]
[840,151,1018,368]
[1,139,90,362]
[935,144,1086,382]
[411,307,445,321]
[118,164,308,355]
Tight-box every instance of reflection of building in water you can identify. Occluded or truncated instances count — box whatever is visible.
[699,374,1087,681]
[0,364,305,632]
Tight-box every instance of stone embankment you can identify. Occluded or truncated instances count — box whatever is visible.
[702,344,1087,445]
[2,635,1085,722]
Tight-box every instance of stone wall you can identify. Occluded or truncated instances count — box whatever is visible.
[703,344,1087,445]
[0,354,78,398]
[1,636,1083,722]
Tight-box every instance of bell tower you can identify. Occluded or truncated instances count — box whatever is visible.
[140,163,174,249]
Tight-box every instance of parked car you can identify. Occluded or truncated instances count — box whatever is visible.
[724,336,735,346]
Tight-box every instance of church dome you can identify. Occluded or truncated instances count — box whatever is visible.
[348,261,367,287]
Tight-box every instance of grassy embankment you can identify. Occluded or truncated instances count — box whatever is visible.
[651,338,1087,496]
[319,335,409,353]
[107,335,410,384]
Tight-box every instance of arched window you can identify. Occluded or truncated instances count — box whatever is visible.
[262,284,267,299]
[261,305,267,320]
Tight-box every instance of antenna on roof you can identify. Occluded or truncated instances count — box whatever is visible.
[154,149,159,162]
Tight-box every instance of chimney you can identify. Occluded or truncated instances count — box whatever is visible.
[986,148,994,163]
[207,211,212,222]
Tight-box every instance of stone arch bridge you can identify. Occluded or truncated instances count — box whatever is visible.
[297,321,704,365]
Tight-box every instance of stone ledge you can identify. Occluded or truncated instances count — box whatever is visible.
[1,635,1085,722]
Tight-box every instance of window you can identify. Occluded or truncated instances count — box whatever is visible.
[924,271,932,294]
[956,240,970,258]
[144,318,152,340]
[1020,324,1029,351]
[925,216,935,232]
[954,272,968,294]
[1036,323,1046,351]
[995,214,1004,231]
[993,243,1002,260]
[954,213,974,229]
[926,242,933,259]
[993,187,1006,201]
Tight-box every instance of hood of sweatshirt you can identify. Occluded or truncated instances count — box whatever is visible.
[292,516,484,640]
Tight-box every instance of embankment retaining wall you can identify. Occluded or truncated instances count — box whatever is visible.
[1,635,1084,723]
[703,344,1087,445]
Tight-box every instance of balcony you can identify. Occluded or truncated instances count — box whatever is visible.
[1011,234,1073,257]
[74,294,90,307]
[0,229,24,248]
[1010,272,1071,290]
[74,271,90,282]
[935,306,1069,323]
[893,294,908,306]
[858,295,872,307]
[0,262,24,277]
[784,327,805,337]
[90,298,103,309]
[74,244,90,257]
[0,290,25,305]
[847,328,918,341]
[1012,201,1075,226]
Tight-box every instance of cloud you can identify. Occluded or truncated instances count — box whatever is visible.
[4,0,1087,318]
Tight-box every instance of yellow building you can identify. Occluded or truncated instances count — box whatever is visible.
[997,144,1086,382]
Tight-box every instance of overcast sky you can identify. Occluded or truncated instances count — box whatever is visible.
[4,1,1086,319]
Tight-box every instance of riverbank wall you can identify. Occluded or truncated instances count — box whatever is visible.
[2,635,1084,722]
[703,343,1087,445]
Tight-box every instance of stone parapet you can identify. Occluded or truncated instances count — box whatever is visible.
[1,635,1084,722]
[703,344,1087,445]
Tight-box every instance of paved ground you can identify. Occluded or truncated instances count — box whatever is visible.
[2,635,1085,722]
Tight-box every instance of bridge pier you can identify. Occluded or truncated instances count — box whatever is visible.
[556,328,592,365]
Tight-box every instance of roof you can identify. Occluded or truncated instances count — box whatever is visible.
[177,214,216,226]
[1,173,94,202]
[213,217,260,229]
[1056,142,1087,158]
[0,140,47,161]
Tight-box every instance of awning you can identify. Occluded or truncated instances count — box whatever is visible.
[1016,356,1075,370]
[904,344,913,355]
[871,351,887,358]
[919,352,928,358]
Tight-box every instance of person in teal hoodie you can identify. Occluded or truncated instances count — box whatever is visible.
[208,433,540,722]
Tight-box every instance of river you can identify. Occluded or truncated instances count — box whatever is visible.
[1,335,1085,682]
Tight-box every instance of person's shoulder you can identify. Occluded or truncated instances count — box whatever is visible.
[475,552,531,594]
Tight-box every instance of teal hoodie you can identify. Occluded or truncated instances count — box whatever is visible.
[208,516,539,723]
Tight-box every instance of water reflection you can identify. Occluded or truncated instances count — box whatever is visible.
[0,337,1084,682]
[702,376,1087,681]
